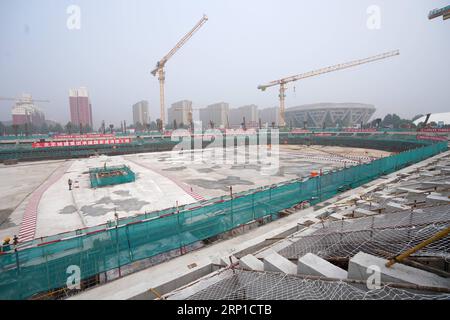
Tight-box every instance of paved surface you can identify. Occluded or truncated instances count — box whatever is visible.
[1,145,389,240]
[0,159,68,241]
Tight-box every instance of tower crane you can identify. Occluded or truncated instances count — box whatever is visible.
[151,15,208,131]
[257,50,400,127]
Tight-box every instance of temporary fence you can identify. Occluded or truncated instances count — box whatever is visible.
[0,132,438,162]
[0,140,446,299]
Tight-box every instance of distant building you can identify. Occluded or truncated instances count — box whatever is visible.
[69,87,93,128]
[11,94,45,127]
[259,107,278,127]
[132,100,150,126]
[168,100,192,127]
[199,102,230,129]
[229,104,259,128]
[284,103,375,128]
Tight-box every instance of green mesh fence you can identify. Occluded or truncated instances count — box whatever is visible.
[0,140,446,299]
[0,133,441,162]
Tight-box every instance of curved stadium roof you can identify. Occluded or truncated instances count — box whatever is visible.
[287,103,375,112]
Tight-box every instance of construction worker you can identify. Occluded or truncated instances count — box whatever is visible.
[1,237,11,252]
[68,178,73,191]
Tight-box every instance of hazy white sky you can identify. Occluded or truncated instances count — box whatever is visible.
[0,0,449,127]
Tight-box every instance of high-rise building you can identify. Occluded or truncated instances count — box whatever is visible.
[259,107,279,127]
[199,102,229,129]
[69,87,93,128]
[229,104,258,128]
[132,100,150,126]
[11,94,45,126]
[168,100,192,127]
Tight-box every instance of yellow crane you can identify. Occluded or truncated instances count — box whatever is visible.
[257,50,400,127]
[151,15,208,131]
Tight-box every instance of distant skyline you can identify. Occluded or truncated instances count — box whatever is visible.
[1,0,449,128]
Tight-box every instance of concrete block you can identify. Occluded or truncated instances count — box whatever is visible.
[239,254,264,271]
[329,213,345,221]
[348,252,450,288]
[397,187,426,194]
[297,217,320,226]
[298,253,347,279]
[426,195,450,203]
[353,208,377,218]
[386,202,410,210]
[263,252,297,274]
[219,255,238,266]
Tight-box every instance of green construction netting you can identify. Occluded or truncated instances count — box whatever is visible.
[89,165,135,188]
[0,140,446,299]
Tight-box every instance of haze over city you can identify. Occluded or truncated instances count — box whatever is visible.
[1,1,450,304]
[1,0,449,128]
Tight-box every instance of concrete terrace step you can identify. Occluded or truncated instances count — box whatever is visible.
[298,253,348,279]
[263,251,297,275]
[239,254,264,271]
[348,251,450,289]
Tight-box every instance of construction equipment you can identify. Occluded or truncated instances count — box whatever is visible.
[257,50,400,127]
[151,15,208,131]
[386,226,450,268]
[428,5,450,20]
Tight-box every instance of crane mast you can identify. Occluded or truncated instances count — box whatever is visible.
[258,49,399,127]
[151,15,208,131]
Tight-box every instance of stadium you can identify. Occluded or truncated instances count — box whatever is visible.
[285,103,376,128]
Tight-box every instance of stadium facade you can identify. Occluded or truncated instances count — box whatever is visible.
[285,103,376,128]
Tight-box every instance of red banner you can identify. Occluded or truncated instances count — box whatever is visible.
[32,138,131,148]
[290,129,311,134]
[314,133,333,136]
[419,128,450,133]
[225,129,257,135]
[53,133,116,140]
[343,128,377,132]
[416,135,447,141]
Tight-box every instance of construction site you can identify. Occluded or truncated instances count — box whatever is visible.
[0,4,449,303]
[0,132,448,300]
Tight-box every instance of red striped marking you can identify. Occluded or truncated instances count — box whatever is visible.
[18,162,72,243]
